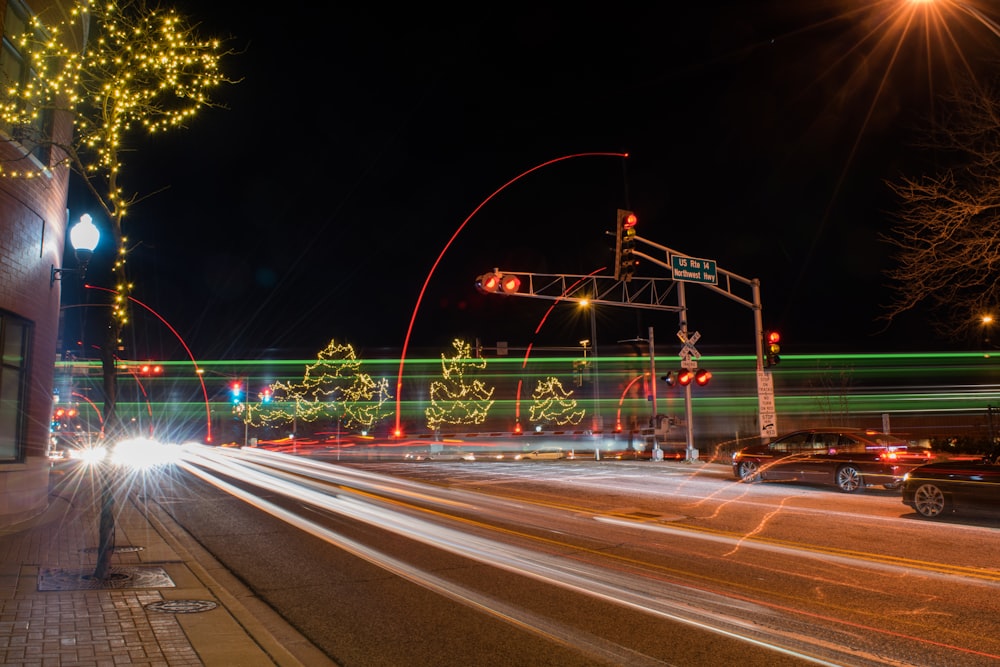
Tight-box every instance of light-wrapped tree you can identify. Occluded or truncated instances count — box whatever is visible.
[529,376,585,427]
[0,0,237,579]
[245,339,393,433]
[425,339,495,432]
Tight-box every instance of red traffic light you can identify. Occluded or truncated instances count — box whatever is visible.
[765,330,781,367]
[623,212,637,229]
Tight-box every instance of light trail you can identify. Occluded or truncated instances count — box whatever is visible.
[172,445,1000,665]
[392,152,628,438]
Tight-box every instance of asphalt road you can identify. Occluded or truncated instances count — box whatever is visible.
[154,452,1000,666]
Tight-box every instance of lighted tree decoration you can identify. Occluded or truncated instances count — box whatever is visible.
[0,0,236,579]
[1,0,237,433]
[529,376,585,427]
[244,340,393,433]
[425,339,496,432]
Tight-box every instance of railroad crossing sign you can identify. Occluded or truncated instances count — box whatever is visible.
[678,331,700,369]
[677,330,701,359]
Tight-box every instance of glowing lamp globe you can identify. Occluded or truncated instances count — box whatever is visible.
[69,214,100,258]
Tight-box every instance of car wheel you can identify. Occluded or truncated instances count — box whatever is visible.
[913,483,948,518]
[836,465,862,493]
[737,460,760,483]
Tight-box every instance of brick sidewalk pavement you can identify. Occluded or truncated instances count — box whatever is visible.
[0,463,336,667]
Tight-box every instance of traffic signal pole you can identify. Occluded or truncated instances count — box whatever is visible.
[478,210,777,455]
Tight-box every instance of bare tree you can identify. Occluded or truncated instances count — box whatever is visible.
[881,76,1000,341]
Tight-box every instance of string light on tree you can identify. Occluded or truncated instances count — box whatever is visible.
[425,339,496,431]
[529,377,584,427]
[243,339,393,432]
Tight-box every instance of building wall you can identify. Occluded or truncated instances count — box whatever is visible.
[0,0,76,526]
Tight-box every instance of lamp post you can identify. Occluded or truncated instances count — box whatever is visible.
[580,299,600,432]
[55,214,116,582]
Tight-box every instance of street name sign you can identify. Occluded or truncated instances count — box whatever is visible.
[671,255,718,285]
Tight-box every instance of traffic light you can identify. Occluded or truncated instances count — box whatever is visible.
[259,388,272,403]
[614,209,638,282]
[764,330,781,367]
[230,382,242,404]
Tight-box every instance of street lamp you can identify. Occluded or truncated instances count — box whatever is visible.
[982,314,994,348]
[580,299,600,432]
[51,213,100,287]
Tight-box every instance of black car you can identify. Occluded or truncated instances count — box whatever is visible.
[901,456,1000,518]
[732,428,915,493]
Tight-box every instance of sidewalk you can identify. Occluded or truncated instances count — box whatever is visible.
[0,464,336,667]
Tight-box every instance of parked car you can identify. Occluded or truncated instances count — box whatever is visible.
[731,428,918,493]
[514,447,566,460]
[901,455,1000,518]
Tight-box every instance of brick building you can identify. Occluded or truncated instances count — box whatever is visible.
[0,0,79,525]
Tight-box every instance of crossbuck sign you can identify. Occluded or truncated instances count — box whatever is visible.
[677,330,701,369]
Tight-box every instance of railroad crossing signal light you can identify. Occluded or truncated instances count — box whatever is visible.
[476,271,521,294]
[765,330,781,367]
[475,272,501,293]
[499,274,521,293]
[661,372,675,387]
[676,369,711,386]
[614,209,639,282]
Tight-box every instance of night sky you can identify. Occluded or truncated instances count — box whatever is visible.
[61,1,1000,363]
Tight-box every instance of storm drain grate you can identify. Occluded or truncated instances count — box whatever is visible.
[38,566,174,591]
[146,599,218,614]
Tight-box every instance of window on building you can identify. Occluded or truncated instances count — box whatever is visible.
[0,0,53,166]
[0,312,31,462]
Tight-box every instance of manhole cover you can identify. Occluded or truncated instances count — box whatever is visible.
[146,599,218,614]
[81,545,145,554]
